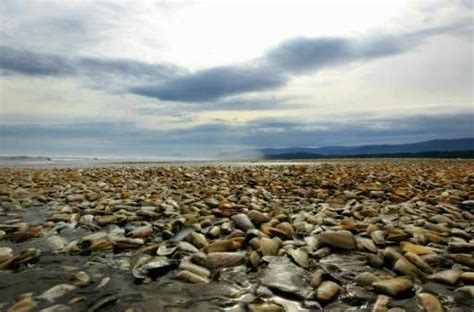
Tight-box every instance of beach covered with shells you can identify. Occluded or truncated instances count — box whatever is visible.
[0,160,473,311]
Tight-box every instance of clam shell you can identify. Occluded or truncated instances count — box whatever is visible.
[260,237,280,256]
[289,248,309,268]
[417,293,444,312]
[157,241,178,256]
[38,284,76,302]
[373,277,413,297]
[177,270,210,284]
[429,269,463,285]
[316,281,341,302]
[231,213,255,231]
[319,230,356,250]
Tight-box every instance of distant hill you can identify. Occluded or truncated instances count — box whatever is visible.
[228,138,474,158]
[264,150,474,159]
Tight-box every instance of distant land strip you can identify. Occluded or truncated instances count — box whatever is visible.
[263,150,474,159]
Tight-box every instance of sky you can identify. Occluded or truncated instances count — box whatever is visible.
[0,0,473,157]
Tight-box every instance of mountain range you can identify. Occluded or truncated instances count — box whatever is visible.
[228,138,474,159]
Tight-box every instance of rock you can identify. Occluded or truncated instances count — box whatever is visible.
[38,284,76,302]
[260,257,312,300]
[373,278,413,297]
[319,230,357,250]
[416,293,444,312]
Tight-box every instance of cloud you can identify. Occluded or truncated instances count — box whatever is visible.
[0,45,180,85]
[0,46,76,76]
[130,65,286,102]
[129,34,409,102]
[135,96,300,114]
[2,112,473,157]
[130,19,468,103]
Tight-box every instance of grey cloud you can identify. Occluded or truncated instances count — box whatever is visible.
[0,45,179,82]
[130,35,407,102]
[135,97,300,114]
[130,16,470,103]
[0,46,76,76]
[131,65,286,102]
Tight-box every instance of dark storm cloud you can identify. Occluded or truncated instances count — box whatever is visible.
[2,112,473,156]
[130,65,286,102]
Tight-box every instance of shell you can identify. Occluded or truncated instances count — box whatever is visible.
[417,293,444,312]
[373,278,413,297]
[319,230,356,250]
[316,281,341,302]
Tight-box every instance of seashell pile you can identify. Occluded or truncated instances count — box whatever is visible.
[0,160,473,311]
